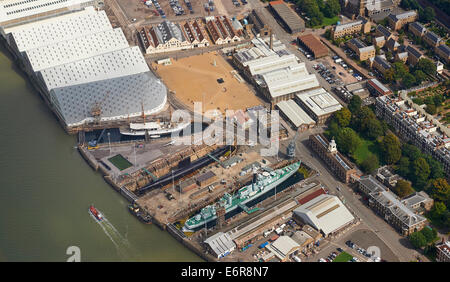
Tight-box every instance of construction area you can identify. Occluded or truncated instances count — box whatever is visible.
[153,51,263,116]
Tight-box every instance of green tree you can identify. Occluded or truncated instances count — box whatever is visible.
[333,107,352,127]
[416,58,436,75]
[413,70,427,84]
[419,7,436,23]
[336,127,361,155]
[402,73,416,89]
[365,118,384,140]
[429,201,447,221]
[351,106,376,132]
[394,179,414,198]
[360,153,379,174]
[412,157,431,186]
[393,62,409,80]
[348,95,362,114]
[396,156,410,177]
[380,133,402,164]
[402,143,422,161]
[420,227,437,244]
[384,69,395,83]
[322,0,340,18]
[427,178,450,203]
[425,104,437,115]
[433,94,444,107]
[409,231,427,249]
[425,155,445,179]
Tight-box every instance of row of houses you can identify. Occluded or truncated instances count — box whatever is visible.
[331,16,371,40]
[375,95,450,176]
[139,16,243,55]
[408,21,450,63]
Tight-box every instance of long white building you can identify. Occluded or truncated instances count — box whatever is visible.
[23,28,128,72]
[37,46,149,91]
[0,0,96,27]
[2,3,167,130]
[6,7,111,55]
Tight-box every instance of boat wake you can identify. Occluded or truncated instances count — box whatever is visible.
[89,211,133,260]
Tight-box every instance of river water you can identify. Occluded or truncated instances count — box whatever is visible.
[0,46,201,262]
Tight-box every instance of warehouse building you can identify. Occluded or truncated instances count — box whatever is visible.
[233,37,320,107]
[204,232,236,259]
[297,34,328,59]
[49,71,167,127]
[195,171,217,187]
[139,20,192,54]
[295,88,342,125]
[265,236,301,261]
[176,178,198,193]
[276,100,315,131]
[248,9,270,36]
[23,28,128,73]
[5,7,111,56]
[37,46,149,92]
[293,194,355,237]
[0,0,95,27]
[269,1,304,34]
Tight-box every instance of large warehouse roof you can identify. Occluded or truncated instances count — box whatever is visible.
[38,46,149,91]
[269,1,304,33]
[262,68,319,98]
[25,28,128,72]
[246,53,298,76]
[296,88,342,117]
[294,194,354,236]
[10,8,111,52]
[50,72,167,126]
[297,34,328,58]
[0,0,94,26]
[276,99,315,128]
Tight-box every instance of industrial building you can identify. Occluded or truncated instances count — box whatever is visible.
[358,175,428,236]
[0,0,95,27]
[295,88,342,125]
[23,28,129,73]
[297,34,328,59]
[233,37,320,107]
[204,232,236,259]
[3,7,111,56]
[268,1,304,34]
[293,194,355,237]
[248,9,270,36]
[265,236,301,261]
[2,4,167,131]
[205,15,242,45]
[139,20,193,54]
[308,134,357,183]
[276,100,315,131]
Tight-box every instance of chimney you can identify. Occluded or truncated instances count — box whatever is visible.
[269,29,273,50]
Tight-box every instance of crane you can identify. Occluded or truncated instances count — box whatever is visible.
[287,130,299,158]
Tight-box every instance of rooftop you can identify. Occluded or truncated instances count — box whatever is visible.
[9,8,111,52]
[276,99,315,127]
[269,1,304,32]
[25,28,128,72]
[296,88,342,117]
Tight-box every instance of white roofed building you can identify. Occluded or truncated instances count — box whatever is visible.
[0,0,96,27]
[276,99,315,131]
[295,88,342,124]
[37,46,149,91]
[22,28,128,73]
[293,194,355,237]
[6,7,111,56]
[204,232,236,259]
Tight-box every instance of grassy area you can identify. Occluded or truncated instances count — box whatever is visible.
[353,138,381,166]
[333,252,352,262]
[312,16,339,29]
[108,154,132,171]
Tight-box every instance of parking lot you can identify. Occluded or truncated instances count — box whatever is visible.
[312,55,361,87]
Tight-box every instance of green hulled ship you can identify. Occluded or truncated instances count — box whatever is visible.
[183,161,301,231]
